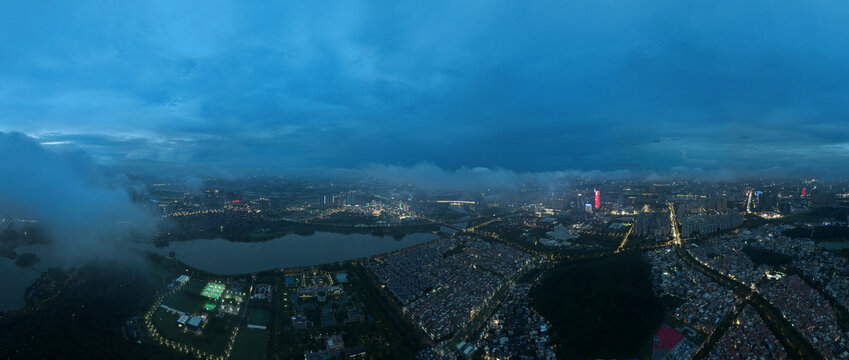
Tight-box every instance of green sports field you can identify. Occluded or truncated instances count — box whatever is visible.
[201,282,226,299]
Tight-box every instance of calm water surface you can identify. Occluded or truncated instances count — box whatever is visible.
[0,232,437,312]
[146,232,438,274]
[0,245,68,312]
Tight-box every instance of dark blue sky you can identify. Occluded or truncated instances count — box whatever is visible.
[2,1,849,176]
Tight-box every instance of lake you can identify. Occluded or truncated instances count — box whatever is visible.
[0,244,69,312]
[143,231,439,275]
[0,231,438,312]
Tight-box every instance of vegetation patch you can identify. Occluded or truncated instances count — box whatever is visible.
[812,226,849,242]
[230,328,269,360]
[784,225,849,242]
[742,246,793,267]
[14,253,39,268]
[530,252,662,359]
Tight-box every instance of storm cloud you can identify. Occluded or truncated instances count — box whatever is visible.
[1,1,849,174]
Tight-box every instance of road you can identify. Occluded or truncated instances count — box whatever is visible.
[668,201,682,245]
[614,225,634,253]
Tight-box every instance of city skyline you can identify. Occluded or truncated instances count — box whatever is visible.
[3,3,849,359]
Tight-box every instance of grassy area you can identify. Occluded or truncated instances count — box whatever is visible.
[248,308,270,327]
[530,252,663,359]
[230,328,269,360]
[152,309,183,339]
[162,292,207,313]
[182,279,206,294]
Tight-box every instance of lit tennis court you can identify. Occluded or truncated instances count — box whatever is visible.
[201,282,226,299]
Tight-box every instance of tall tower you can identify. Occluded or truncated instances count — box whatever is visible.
[594,189,600,209]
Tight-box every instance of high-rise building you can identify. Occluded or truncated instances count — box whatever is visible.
[594,189,600,209]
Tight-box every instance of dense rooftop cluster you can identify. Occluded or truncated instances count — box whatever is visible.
[687,236,769,286]
[475,284,555,359]
[759,231,849,311]
[707,305,789,359]
[370,238,460,304]
[715,225,849,318]
[759,274,849,359]
[405,262,501,340]
[371,237,534,341]
[645,249,737,334]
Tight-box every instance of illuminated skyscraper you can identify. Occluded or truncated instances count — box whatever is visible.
[594,189,600,209]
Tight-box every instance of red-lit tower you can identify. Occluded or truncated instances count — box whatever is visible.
[594,189,600,209]
[802,187,806,196]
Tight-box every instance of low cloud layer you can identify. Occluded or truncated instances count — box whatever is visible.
[0,132,158,264]
[361,163,814,193]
